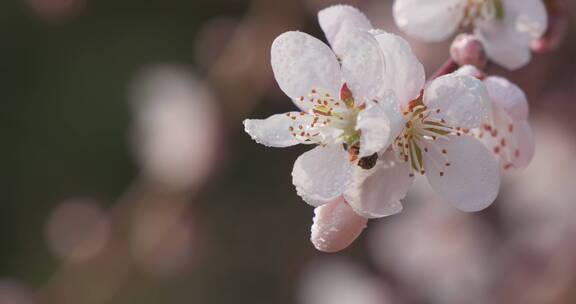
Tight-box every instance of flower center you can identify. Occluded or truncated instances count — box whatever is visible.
[290,87,361,147]
[289,85,380,169]
[393,99,460,177]
[462,0,504,27]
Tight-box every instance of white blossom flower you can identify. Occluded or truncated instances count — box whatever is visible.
[243,25,405,214]
[393,0,548,69]
[456,65,535,170]
[381,71,501,212]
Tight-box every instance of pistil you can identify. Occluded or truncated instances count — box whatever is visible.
[393,99,455,177]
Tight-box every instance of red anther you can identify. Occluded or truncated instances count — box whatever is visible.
[312,109,331,116]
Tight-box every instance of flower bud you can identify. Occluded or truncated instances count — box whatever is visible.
[450,34,487,69]
[310,197,367,252]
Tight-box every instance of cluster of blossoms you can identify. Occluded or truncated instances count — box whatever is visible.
[244,2,550,252]
[394,0,548,69]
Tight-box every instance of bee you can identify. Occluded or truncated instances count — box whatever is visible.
[343,143,378,170]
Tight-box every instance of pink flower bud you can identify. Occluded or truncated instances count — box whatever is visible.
[450,34,487,69]
[310,197,368,253]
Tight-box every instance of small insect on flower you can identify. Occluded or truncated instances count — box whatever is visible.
[393,0,548,70]
[343,141,379,169]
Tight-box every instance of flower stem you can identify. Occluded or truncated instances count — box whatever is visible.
[428,58,458,81]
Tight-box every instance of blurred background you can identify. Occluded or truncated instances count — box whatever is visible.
[0,0,575,303]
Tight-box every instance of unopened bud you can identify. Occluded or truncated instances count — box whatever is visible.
[310,197,367,253]
[450,34,487,69]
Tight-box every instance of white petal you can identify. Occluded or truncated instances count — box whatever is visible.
[271,31,342,104]
[504,0,548,40]
[310,196,368,252]
[484,76,529,121]
[292,145,353,207]
[357,92,404,157]
[373,31,425,105]
[425,135,500,212]
[344,151,411,218]
[393,0,466,42]
[243,112,309,148]
[454,65,485,79]
[475,22,532,70]
[318,5,373,48]
[510,120,535,170]
[424,73,490,129]
[336,28,385,103]
[474,0,547,71]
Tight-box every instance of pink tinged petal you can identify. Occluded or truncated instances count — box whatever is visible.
[243,112,310,148]
[356,92,404,157]
[424,135,500,212]
[271,31,342,110]
[310,196,368,252]
[344,151,410,218]
[424,73,490,129]
[318,5,373,49]
[484,76,529,121]
[449,33,488,69]
[337,28,385,104]
[292,145,353,207]
[393,0,467,42]
[510,120,535,170]
[373,31,425,105]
